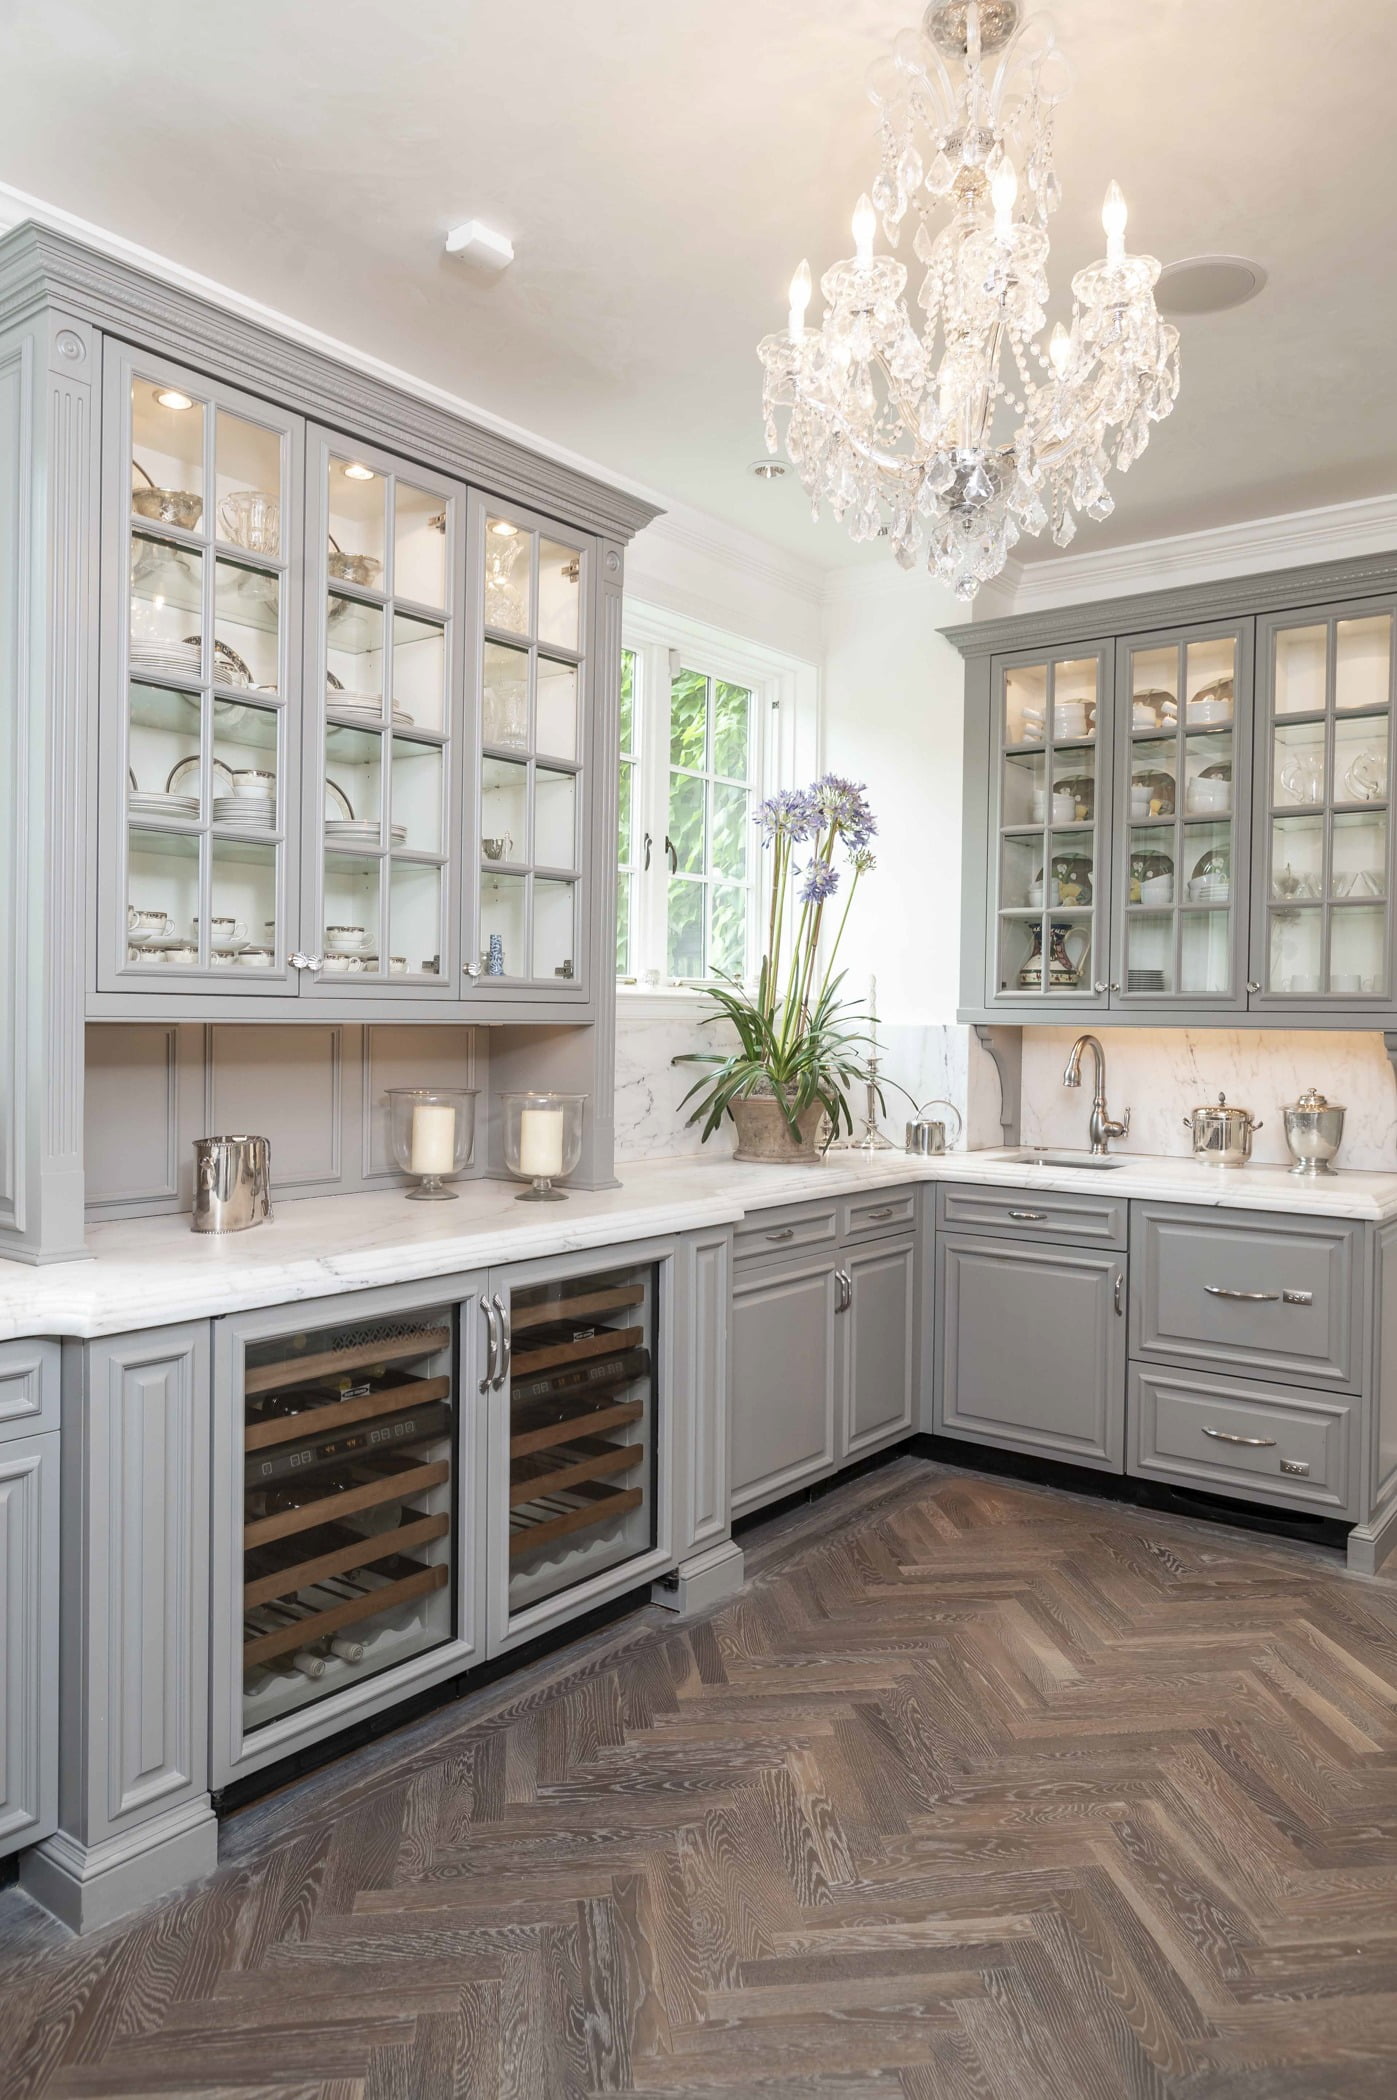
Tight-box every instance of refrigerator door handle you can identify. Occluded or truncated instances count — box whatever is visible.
[492,1293,512,1390]
[480,1296,500,1393]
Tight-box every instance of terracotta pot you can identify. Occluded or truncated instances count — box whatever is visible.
[729,1093,828,1165]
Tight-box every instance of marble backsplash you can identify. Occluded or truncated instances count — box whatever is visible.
[1020,1028,1397,1172]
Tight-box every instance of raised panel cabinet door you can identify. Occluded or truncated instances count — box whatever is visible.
[731,1255,838,1517]
[674,1229,732,1560]
[76,1323,211,1840]
[0,1433,59,1858]
[842,1238,916,1458]
[937,1235,1126,1471]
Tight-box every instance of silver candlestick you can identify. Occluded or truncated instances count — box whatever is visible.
[830,973,896,1151]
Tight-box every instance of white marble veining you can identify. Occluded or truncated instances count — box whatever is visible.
[5,1144,1397,1342]
[1022,1027,1397,1171]
[613,1006,736,1163]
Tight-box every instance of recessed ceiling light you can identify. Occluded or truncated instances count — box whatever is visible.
[445,220,515,271]
[342,461,375,481]
[154,387,194,411]
[1156,255,1267,317]
[749,459,787,480]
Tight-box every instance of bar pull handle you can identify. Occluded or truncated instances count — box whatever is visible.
[1205,1286,1280,1302]
[492,1292,512,1389]
[1202,1426,1277,1447]
[1008,1208,1047,1222]
[868,1205,895,1221]
[834,1268,852,1313]
[480,1297,500,1393]
[1114,1270,1124,1316]
[767,1226,795,1242]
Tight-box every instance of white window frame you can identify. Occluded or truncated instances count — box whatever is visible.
[618,603,819,1008]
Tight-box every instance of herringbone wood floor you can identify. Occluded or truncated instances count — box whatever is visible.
[3,1457,1397,2098]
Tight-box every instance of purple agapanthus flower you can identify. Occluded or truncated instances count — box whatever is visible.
[811,774,878,850]
[797,857,840,905]
[755,786,817,843]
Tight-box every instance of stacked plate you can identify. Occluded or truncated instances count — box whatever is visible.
[326,686,415,726]
[130,790,198,820]
[324,819,408,845]
[132,639,200,682]
[1188,878,1231,905]
[213,794,275,831]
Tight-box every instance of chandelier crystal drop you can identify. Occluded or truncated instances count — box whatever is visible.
[757,0,1180,599]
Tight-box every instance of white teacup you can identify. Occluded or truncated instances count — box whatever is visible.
[1051,791,1076,824]
[322,953,364,973]
[239,949,272,968]
[165,943,198,966]
[128,906,170,936]
[231,769,276,799]
[1288,973,1321,994]
[324,924,366,953]
[204,916,247,943]
[1332,973,1363,994]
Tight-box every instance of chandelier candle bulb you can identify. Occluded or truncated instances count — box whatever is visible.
[1048,322,1073,376]
[852,194,877,263]
[788,259,812,342]
[1102,180,1128,263]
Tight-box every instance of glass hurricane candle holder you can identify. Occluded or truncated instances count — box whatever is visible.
[385,1087,478,1201]
[501,1091,585,1202]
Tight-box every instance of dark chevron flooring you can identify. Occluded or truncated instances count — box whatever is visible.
[3,1456,1397,2097]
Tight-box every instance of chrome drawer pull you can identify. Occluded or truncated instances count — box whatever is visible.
[1202,1426,1277,1447]
[766,1227,795,1242]
[868,1206,895,1221]
[1204,1286,1280,1301]
[1008,1208,1047,1222]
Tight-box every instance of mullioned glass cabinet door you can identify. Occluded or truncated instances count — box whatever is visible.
[468,490,591,1001]
[1251,600,1397,1012]
[1109,619,1253,1012]
[97,344,305,998]
[986,643,1114,1011]
[299,429,467,999]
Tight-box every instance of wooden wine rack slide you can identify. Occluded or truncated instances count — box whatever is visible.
[508,1483,644,1558]
[244,1454,450,1549]
[510,1285,644,1335]
[244,1325,452,1397]
[243,1559,448,1666]
[243,1509,450,1611]
[510,1396,643,1460]
[245,1374,450,1451]
[510,1435,643,1508]
[510,1325,644,1380]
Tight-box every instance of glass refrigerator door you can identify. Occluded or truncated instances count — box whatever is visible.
[239,1306,457,1733]
[502,1261,657,1618]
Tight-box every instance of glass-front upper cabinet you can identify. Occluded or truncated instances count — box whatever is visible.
[472,493,589,997]
[303,431,465,997]
[990,646,1113,1008]
[100,347,303,996]
[1253,603,1396,1009]
[1110,622,1252,1010]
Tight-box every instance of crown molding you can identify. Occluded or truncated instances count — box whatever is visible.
[0,185,662,544]
[630,498,827,610]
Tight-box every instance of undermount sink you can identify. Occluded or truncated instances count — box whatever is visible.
[1002,1149,1126,1171]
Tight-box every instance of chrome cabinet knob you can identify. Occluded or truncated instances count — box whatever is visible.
[289,952,323,973]
[1247,979,1261,992]
[1093,980,1109,994]
[465,961,482,979]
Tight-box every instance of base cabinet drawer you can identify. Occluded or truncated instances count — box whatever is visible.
[733,1202,839,1270]
[1132,1205,1361,1390]
[731,1256,838,1515]
[938,1182,1127,1247]
[1129,1364,1356,1518]
[937,1235,1126,1471]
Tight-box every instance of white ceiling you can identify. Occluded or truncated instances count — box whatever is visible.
[1,0,1395,570]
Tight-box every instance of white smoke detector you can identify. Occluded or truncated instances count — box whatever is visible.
[445,221,515,271]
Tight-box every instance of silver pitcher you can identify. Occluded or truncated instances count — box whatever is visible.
[906,1098,963,1156]
[1282,1087,1346,1176]
[192,1134,273,1233]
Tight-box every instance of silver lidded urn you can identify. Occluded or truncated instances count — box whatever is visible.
[1281,1086,1346,1177]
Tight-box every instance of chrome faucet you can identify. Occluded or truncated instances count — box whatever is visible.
[1063,1034,1131,1155]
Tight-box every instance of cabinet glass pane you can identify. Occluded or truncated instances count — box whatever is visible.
[484,517,530,633]
[1330,905,1386,995]
[213,560,278,692]
[1180,909,1230,995]
[668,771,706,874]
[534,768,577,871]
[1048,746,1096,826]
[533,878,576,981]
[1129,645,1178,730]
[130,534,202,684]
[1181,820,1232,904]
[211,838,277,967]
[1181,731,1232,818]
[394,484,448,610]
[480,875,526,976]
[1269,908,1322,995]
[392,613,446,735]
[326,594,385,712]
[998,913,1093,996]
[1272,718,1326,807]
[1003,749,1049,826]
[1124,911,1174,996]
[1001,831,1047,909]
[327,457,386,583]
[483,642,530,750]
[127,827,201,967]
[1275,624,1327,716]
[1334,715,1389,806]
[128,683,201,814]
[1271,813,1324,899]
[1004,663,1047,747]
[131,381,204,527]
[1052,657,1098,744]
[1129,738,1177,819]
[535,657,578,760]
[537,539,580,650]
[391,737,444,856]
[1128,826,1176,906]
[1332,811,1387,899]
[213,701,279,833]
[1046,826,1096,906]
[215,412,282,556]
[323,852,381,972]
[389,862,444,978]
[1336,616,1391,712]
[1184,637,1235,725]
[482,759,528,861]
[325,724,384,843]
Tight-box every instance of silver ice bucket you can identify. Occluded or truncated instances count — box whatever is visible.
[191,1134,273,1234]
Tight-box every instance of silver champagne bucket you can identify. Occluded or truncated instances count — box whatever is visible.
[192,1134,273,1233]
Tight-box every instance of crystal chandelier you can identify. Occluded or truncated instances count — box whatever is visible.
[757,0,1180,599]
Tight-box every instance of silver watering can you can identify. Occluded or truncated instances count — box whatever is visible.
[905,1098,963,1156]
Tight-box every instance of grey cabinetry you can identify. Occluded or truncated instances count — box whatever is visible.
[842,1235,916,1456]
[22,1323,213,1933]
[935,1187,1126,1470]
[731,1249,840,1518]
[0,1341,60,1862]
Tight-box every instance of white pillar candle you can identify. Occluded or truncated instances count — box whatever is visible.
[409,1101,457,1176]
[518,1106,565,1178]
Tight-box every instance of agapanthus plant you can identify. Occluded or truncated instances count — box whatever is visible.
[675,776,882,1146]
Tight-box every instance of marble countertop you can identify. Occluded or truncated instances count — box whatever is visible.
[3,1144,1396,1341]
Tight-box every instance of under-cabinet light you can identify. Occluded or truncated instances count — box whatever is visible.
[342,462,375,481]
[154,387,194,411]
